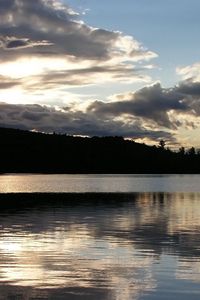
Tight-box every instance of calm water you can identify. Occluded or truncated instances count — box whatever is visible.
[1,174,200,192]
[0,175,200,299]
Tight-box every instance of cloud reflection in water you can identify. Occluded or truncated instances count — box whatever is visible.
[0,192,199,299]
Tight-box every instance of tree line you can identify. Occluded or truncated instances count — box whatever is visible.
[0,127,200,173]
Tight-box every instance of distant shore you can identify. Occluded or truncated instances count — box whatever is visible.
[1,127,200,174]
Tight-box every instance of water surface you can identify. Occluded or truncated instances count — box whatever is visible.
[1,174,200,192]
[0,192,200,299]
[1,175,200,299]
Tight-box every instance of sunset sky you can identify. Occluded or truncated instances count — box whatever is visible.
[1,0,200,147]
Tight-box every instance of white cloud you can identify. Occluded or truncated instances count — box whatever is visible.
[177,62,200,81]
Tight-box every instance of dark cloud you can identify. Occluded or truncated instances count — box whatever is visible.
[7,39,29,49]
[0,102,174,143]
[0,0,14,10]
[87,83,189,128]
[176,80,200,96]
[0,36,52,49]
[175,80,200,116]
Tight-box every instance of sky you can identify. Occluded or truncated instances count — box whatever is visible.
[0,0,200,148]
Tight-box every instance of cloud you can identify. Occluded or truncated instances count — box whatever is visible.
[2,76,200,145]
[0,0,157,89]
[2,77,200,145]
[1,77,200,145]
[1,1,200,146]
[87,83,189,129]
[0,102,174,143]
[175,61,200,119]
[0,75,21,89]
[177,63,200,81]
[0,36,52,50]
[176,79,200,96]
[24,65,151,91]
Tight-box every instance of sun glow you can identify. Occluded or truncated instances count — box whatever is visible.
[0,57,92,79]
[0,87,27,104]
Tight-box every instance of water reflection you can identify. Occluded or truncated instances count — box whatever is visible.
[0,193,200,299]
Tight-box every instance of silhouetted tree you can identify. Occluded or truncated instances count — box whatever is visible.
[159,140,166,149]
[187,147,196,156]
[178,147,185,155]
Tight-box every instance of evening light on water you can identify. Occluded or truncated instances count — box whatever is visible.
[0,175,200,299]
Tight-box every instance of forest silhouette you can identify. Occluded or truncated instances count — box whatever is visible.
[0,127,200,174]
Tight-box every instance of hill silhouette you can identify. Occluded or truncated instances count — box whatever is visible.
[0,127,200,174]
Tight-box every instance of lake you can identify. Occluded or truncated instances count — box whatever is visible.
[0,174,200,299]
[1,173,200,193]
